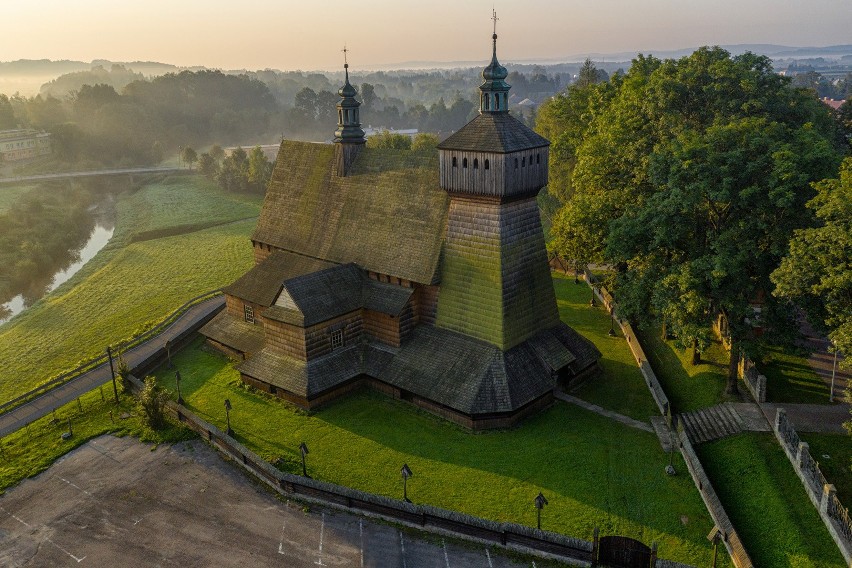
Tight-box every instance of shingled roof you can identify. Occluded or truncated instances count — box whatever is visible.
[252,142,449,285]
[224,249,336,307]
[199,311,266,355]
[437,113,549,153]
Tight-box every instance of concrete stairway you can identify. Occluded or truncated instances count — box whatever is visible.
[677,403,746,445]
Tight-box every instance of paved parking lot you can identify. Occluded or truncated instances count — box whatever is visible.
[0,436,562,567]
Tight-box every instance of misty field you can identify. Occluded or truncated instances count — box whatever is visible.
[0,175,261,404]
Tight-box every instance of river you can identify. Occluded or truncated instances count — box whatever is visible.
[0,222,115,325]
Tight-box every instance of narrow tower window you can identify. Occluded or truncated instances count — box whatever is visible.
[522,157,526,167]
[484,159,490,170]
[463,157,468,168]
[495,94,500,110]
[483,95,490,110]
[537,154,540,164]
[473,158,479,169]
[452,156,457,167]
[514,158,518,169]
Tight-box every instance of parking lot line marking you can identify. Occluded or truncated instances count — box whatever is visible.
[0,506,31,528]
[485,547,494,568]
[314,512,326,566]
[278,500,289,554]
[359,519,364,568]
[46,538,86,563]
[399,531,407,568]
[443,538,451,567]
[59,476,92,496]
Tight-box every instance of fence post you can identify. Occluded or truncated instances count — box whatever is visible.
[591,526,599,566]
[821,484,836,516]
[796,442,810,469]
[774,408,786,433]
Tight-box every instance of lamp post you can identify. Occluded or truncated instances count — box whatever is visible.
[299,442,310,477]
[401,463,413,503]
[175,370,183,405]
[707,527,722,568]
[224,399,234,436]
[534,492,548,530]
[589,287,597,307]
[830,344,838,403]
[106,345,119,404]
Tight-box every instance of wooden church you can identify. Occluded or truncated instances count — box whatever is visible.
[200,30,600,429]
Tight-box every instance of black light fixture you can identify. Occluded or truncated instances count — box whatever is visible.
[608,305,617,337]
[401,463,413,503]
[224,398,234,436]
[299,442,310,477]
[534,491,548,530]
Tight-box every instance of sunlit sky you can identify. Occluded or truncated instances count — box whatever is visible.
[3,0,851,70]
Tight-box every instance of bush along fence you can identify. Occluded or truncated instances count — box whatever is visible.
[0,289,223,416]
[774,408,852,564]
[581,268,755,568]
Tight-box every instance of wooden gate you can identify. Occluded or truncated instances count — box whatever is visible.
[597,535,654,568]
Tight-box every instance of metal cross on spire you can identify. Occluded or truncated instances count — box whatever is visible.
[492,9,499,35]
[342,45,349,67]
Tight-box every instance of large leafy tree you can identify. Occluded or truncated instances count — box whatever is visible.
[541,47,844,392]
[772,157,852,368]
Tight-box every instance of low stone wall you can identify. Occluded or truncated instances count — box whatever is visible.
[774,408,852,565]
[580,269,754,567]
[738,356,767,403]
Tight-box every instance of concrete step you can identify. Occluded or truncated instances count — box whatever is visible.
[677,404,747,445]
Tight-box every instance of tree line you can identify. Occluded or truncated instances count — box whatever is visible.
[537,48,851,388]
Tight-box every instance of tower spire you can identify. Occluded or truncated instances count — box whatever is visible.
[480,11,510,114]
[335,45,364,143]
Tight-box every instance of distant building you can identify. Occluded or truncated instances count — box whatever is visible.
[200,31,600,429]
[821,97,845,111]
[363,127,419,138]
[0,129,51,162]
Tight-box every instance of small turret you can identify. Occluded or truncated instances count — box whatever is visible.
[479,10,511,113]
[333,47,365,176]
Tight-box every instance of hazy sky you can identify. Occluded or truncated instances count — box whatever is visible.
[3,0,850,70]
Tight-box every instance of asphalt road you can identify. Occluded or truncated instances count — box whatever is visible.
[0,296,224,438]
[0,436,564,567]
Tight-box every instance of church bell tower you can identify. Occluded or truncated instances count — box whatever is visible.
[435,12,559,350]
[334,47,366,177]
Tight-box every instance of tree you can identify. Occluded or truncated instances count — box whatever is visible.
[543,47,843,392]
[209,144,225,165]
[411,133,439,151]
[366,131,412,150]
[181,146,197,170]
[772,157,852,369]
[247,146,273,193]
[138,376,169,430]
[198,152,217,179]
[0,94,16,129]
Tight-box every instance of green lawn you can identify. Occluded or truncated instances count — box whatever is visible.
[0,385,192,493]
[803,433,852,504]
[763,346,831,405]
[697,434,845,567]
[553,273,660,422]
[0,175,261,403]
[637,326,736,413]
[154,339,724,566]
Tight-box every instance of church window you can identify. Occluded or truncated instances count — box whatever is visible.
[483,94,490,110]
[522,156,526,167]
[452,156,457,167]
[495,94,500,110]
[330,329,344,350]
[473,158,479,169]
[537,153,540,164]
[244,304,255,324]
[338,110,343,124]
[514,158,518,169]
[463,157,468,168]
[484,159,490,170]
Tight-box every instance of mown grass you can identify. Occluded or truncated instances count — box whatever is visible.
[0,175,261,404]
[553,273,659,422]
[763,346,831,405]
[803,433,852,504]
[0,386,193,493]
[697,433,846,567]
[637,326,736,413]
[154,339,725,566]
